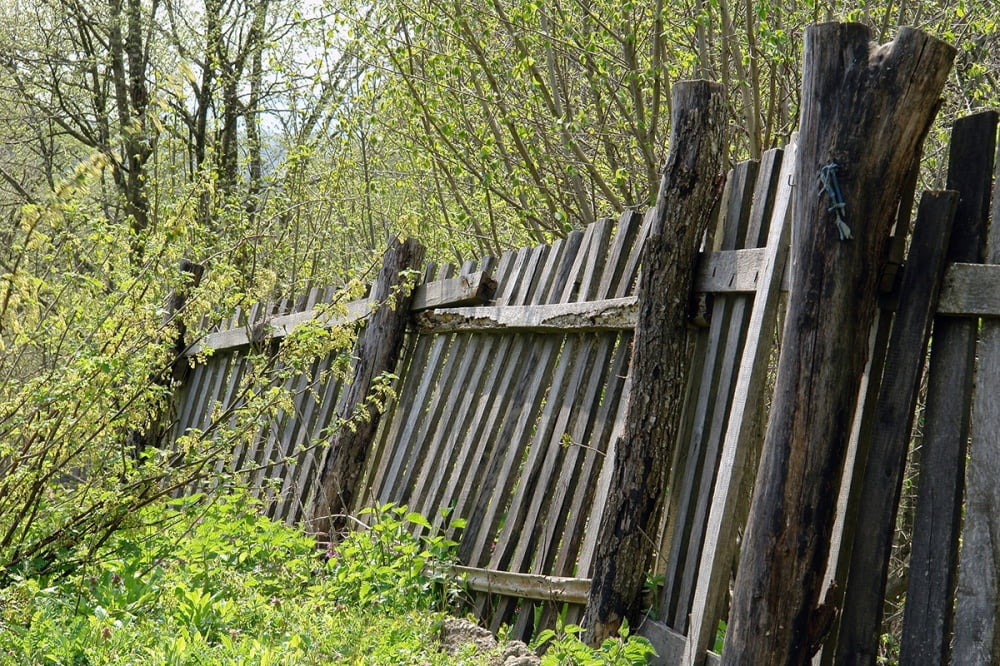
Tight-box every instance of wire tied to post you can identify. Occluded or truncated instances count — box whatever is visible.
[818,163,854,241]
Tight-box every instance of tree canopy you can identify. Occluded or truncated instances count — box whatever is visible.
[0,0,996,580]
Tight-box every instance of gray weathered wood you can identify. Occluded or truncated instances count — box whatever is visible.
[900,110,998,665]
[584,79,727,645]
[453,565,591,604]
[185,271,496,356]
[819,162,922,666]
[833,190,959,664]
[682,141,794,666]
[409,253,521,521]
[493,217,640,635]
[953,129,1000,666]
[409,270,498,310]
[724,24,954,664]
[660,157,760,630]
[463,226,611,573]
[641,619,721,666]
[416,297,638,333]
[371,264,458,505]
[675,154,781,618]
[936,263,1000,315]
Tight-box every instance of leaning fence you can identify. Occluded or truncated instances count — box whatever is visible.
[168,109,1000,664]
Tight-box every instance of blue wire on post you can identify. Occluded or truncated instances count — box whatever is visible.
[818,163,854,241]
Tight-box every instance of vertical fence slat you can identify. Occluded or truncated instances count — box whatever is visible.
[659,158,758,629]
[831,190,959,662]
[953,132,1000,665]
[900,110,997,665]
[680,141,793,665]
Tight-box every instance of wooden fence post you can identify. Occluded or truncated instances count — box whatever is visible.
[722,24,954,664]
[583,79,726,645]
[310,237,425,541]
[900,111,998,665]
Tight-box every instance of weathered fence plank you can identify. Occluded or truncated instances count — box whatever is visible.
[724,25,954,663]
[936,263,1000,314]
[659,157,758,629]
[661,150,783,634]
[410,270,498,310]
[899,110,998,665]
[463,224,611,614]
[492,214,640,634]
[833,190,959,663]
[680,140,794,666]
[453,566,590,604]
[369,264,464,505]
[953,134,1000,666]
[398,253,521,518]
[416,297,638,333]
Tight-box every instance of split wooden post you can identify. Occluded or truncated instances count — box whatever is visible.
[583,79,727,645]
[900,111,998,664]
[722,24,954,664]
[310,237,425,541]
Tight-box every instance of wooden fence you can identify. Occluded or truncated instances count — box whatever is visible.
[168,111,1000,664]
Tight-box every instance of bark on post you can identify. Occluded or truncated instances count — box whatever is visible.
[310,237,425,541]
[583,80,726,645]
[722,24,954,664]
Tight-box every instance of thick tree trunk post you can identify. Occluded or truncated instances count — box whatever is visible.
[310,237,425,541]
[583,80,726,646]
[722,24,954,664]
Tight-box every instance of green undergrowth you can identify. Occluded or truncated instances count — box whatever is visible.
[0,492,654,665]
[0,493,476,665]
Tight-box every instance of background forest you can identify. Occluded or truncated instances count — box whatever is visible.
[0,0,996,659]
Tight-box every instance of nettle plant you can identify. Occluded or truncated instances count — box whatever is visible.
[325,503,468,613]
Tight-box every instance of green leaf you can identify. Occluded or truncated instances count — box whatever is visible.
[405,512,432,530]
